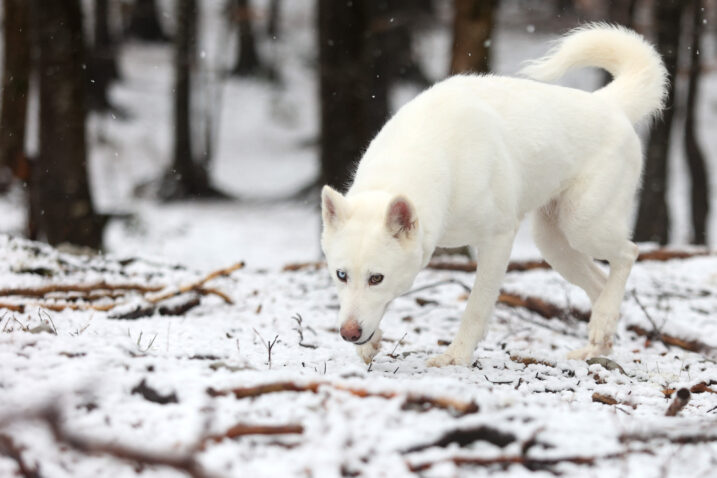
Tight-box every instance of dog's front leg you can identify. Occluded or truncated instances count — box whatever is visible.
[427,231,516,367]
[356,328,383,364]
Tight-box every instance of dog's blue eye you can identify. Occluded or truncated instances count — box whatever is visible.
[336,270,347,282]
[368,274,384,286]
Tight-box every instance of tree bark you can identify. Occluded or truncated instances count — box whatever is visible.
[159,0,222,200]
[683,0,709,244]
[231,0,263,76]
[318,0,390,192]
[126,0,168,42]
[266,0,280,39]
[633,0,683,244]
[33,0,104,248]
[0,0,31,186]
[87,0,119,111]
[450,0,498,74]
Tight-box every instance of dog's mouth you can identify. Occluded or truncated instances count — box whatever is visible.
[354,331,375,345]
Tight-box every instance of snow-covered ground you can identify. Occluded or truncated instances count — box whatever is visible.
[0,236,716,477]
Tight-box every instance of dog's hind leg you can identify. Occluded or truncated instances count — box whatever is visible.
[427,229,517,367]
[558,145,642,360]
[533,206,607,304]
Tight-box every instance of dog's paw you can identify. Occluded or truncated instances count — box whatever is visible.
[426,349,472,368]
[356,329,382,364]
[567,342,612,360]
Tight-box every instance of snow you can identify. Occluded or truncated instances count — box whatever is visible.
[0,236,716,477]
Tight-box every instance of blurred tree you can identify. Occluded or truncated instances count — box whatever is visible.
[231,0,266,77]
[633,0,683,244]
[33,0,105,248]
[160,0,224,200]
[606,0,637,28]
[88,0,120,111]
[126,0,168,42]
[450,0,498,74]
[0,0,31,190]
[318,0,390,192]
[683,0,709,244]
[266,0,281,39]
[383,0,432,87]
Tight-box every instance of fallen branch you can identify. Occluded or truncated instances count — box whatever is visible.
[627,325,711,354]
[0,282,163,298]
[0,433,41,478]
[665,388,691,416]
[428,249,711,273]
[498,291,590,322]
[148,262,243,305]
[207,381,479,417]
[0,406,218,478]
[200,424,303,448]
[592,392,618,406]
[403,426,515,454]
[407,448,652,473]
[0,263,242,314]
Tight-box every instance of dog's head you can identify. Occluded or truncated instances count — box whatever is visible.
[320,185,424,345]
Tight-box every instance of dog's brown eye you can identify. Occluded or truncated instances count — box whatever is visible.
[368,274,384,286]
[336,270,348,282]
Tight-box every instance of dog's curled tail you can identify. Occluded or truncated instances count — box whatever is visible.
[519,23,668,124]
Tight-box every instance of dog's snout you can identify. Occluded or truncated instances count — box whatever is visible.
[340,320,362,343]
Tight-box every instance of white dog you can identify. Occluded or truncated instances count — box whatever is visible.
[320,24,667,366]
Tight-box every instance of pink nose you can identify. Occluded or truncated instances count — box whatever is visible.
[340,320,362,343]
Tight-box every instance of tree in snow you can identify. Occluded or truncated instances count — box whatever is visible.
[450,0,499,74]
[125,0,169,42]
[159,0,225,200]
[33,0,106,248]
[317,0,391,192]
[682,0,710,245]
[633,0,683,244]
[0,0,31,190]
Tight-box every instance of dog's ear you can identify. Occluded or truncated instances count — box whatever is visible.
[386,196,417,240]
[321,185,348,229]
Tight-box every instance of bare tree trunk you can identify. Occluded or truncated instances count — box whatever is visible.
[318,0,390,192]
[266,0,280,39]
[633,0,683,244]
[88,0,119,111]
[33,0,105,248]
[450,0,498,74]
[0,0,31,188]
[683,0,709,244]
[159,0,224,200]
[126,0,168,42]
[602,0,637,85]
[231,0,264,76]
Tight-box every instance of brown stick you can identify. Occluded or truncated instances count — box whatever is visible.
[665,388,691,416]
[627,324,709,353]
[0,433,41,478]
[592,392,618,406]
[427,248,710,273]
[408,449,652,473]
[0,263,243,314]
[0,282,163,297]
[149,262,243,305]
[0,407,218,478]
[201,424,303,448]
[498,291,590,322]
[208,381,479,416]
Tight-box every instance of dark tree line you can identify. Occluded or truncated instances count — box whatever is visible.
[0,0,712,250]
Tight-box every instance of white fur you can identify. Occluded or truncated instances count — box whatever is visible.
[321,24,667,366]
